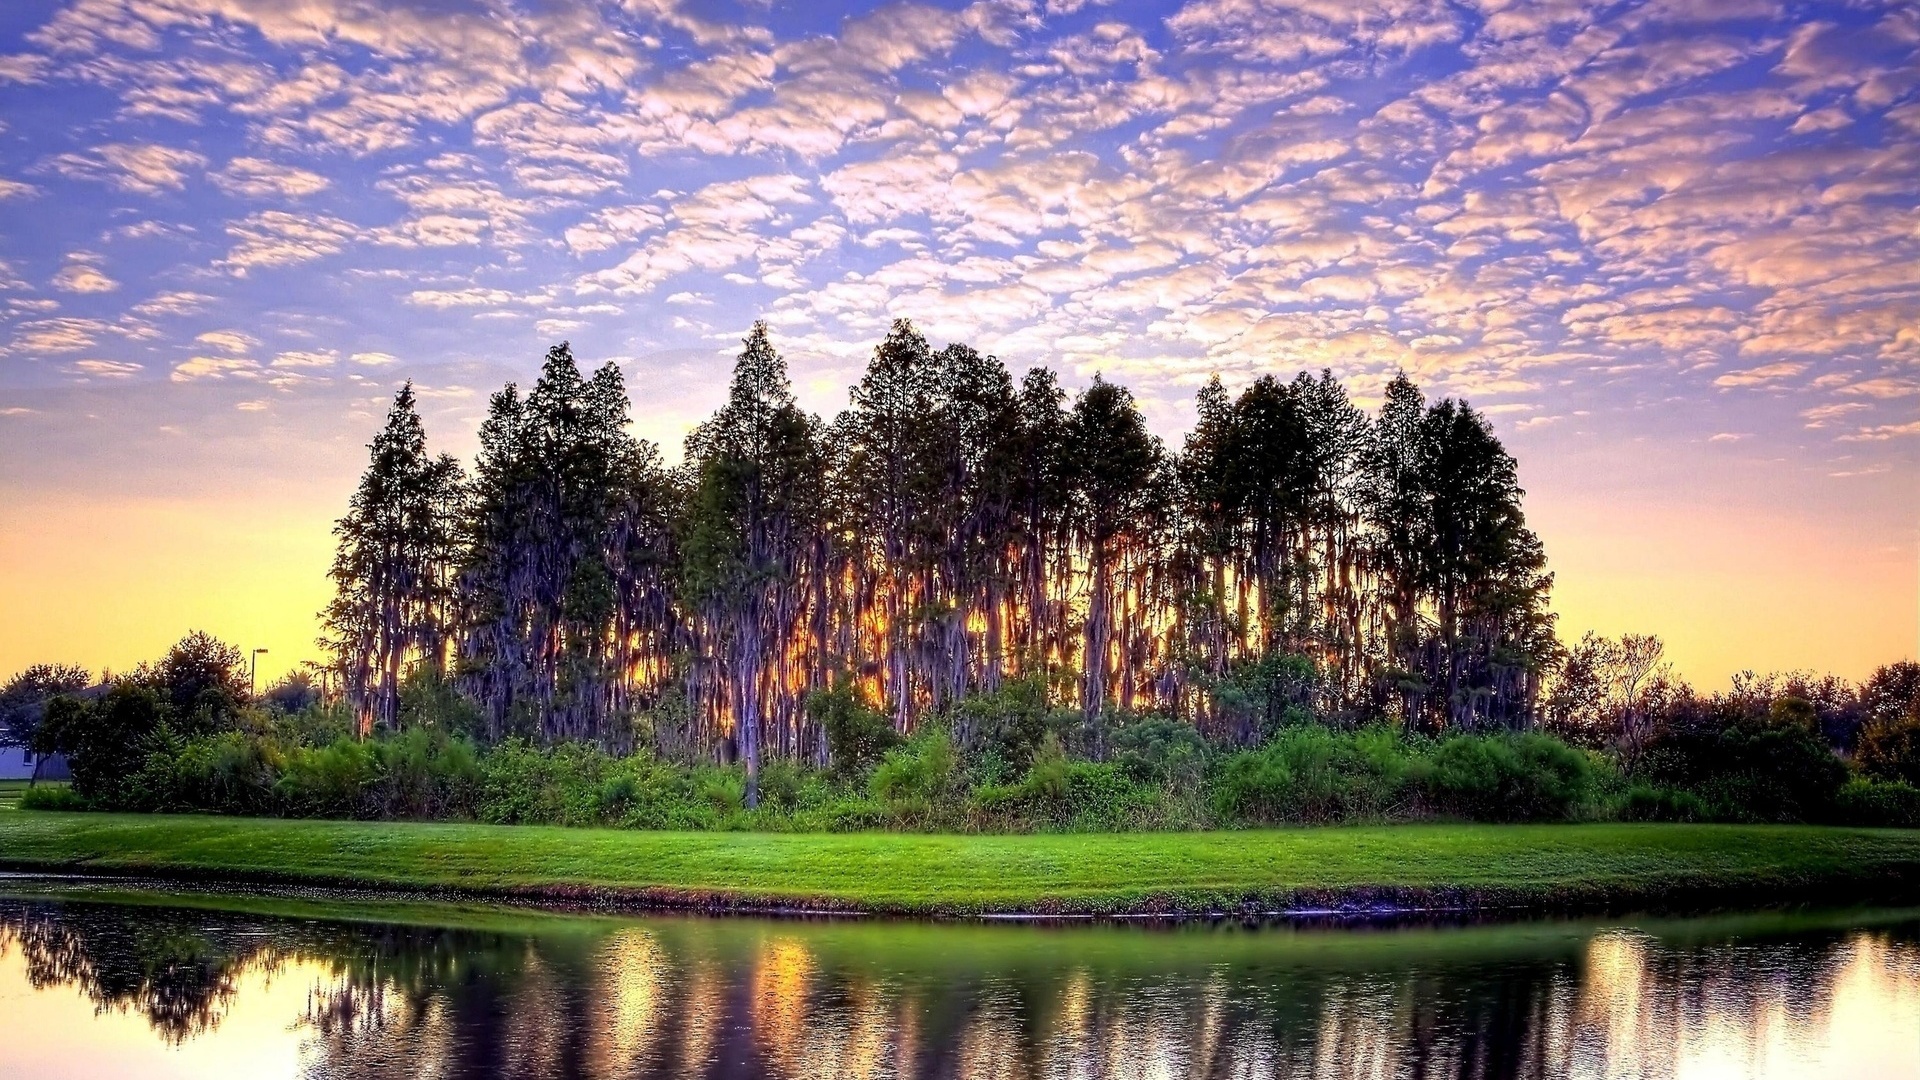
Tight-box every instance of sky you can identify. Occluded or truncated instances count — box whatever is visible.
[0,0,1915,690]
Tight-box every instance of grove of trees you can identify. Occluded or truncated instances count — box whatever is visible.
[322,321,1556,803]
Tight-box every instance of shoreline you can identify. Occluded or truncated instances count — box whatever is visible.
[3,812,1919,918]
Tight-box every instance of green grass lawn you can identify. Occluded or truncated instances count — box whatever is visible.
[0,780,33,811]
[3,812,1918,914]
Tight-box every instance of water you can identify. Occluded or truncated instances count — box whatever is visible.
[1,884,1918,1079]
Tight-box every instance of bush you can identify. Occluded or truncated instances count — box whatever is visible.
[870,732,957,823]
[1640,721,1848,822]
[950,675,1057,771]
[1857,716,1920,788]
[1617,784,1710,823]
[279,738,381,817]
[369,728,479,818]
[162,731,282,815]
[1417,732,1598,822]
[1835,777,1920,828]
[1111,717,1209,791]
[1212,725,1413,824]
[18,785,86,811]
[810,683,898,779]
[478,739,611,825]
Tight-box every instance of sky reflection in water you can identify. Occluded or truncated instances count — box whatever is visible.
[1,896,1917,1079]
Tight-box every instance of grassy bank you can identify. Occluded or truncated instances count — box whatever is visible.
[3,812,1919,914]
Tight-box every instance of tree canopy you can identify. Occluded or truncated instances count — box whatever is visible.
[319,324,1561,781]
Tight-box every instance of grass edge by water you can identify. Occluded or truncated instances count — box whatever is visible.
[3,812,1919,916]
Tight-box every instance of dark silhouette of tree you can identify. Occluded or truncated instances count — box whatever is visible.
[457,344,675,744]
[312,326,1566,756]
[0,662,89,747]
[1067,376,1167,722]
[678,322,825,804]
[321,384,463,734]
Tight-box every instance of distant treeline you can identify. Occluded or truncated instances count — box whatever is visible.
[7,634,1920,831]
[319,320,1553,801]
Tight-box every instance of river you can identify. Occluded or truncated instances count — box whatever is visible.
[0,882,1917,1078]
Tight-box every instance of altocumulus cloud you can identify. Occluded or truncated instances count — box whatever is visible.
[0,0,1915,457]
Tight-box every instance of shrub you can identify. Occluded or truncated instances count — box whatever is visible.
[18,785,86,811]
[1856,715,1920,788]
[809,683,898,778]
[396,669,485,739]
[478,739,611,825]
[166,731,282,816]
[1111,717,1209,792]
[278,738,380,818]
[950,675,1056,771]
[695,767,746,817]
[1417,732,1597,822]
[1212,747,1295,823]
[370,728,479,819]
[870,732,956,823]
[1835,777,1920,828]
[1617,784,1710,823]
[1212,725,1413,824]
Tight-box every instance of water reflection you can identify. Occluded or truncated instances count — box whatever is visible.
[1,895,1917,1079]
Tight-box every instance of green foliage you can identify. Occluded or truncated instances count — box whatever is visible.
[1417,732,1599,822]
[809,682,898,778]
[1213,725,1413,823]
[950,674,1059,771]
[33,685,168,801]
[1616,785,1710,823]
[277,738,381,818]
[1835,777,1920,829]
[969,733,1169,831]
[17,785,86,811]
[398,669,485,738]
[1856,714,1920,787]
[869,732,957,822]
[1639,720,1849,823]
[143,631,250,732]
[0,662,89,748]
[1205,653,1318,742]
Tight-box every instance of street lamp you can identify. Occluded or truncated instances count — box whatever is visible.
[250,648,269,697]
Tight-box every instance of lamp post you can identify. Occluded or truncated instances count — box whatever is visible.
[250,648,269,698]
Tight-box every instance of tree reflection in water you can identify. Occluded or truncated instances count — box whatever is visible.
[2,898,1917,1079]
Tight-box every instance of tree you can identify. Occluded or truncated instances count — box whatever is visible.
[1857,661,1920,785]
[0,663,89,748]
[678,322,824,805]
[458,344,676,744]
[310,326,1570,761]
[1067,376,1167,723]
[321,384,464,735]
[141,630,249,733]
[1358,373,1433,720]
[1863,662,1920,729]
[32,683,166,801]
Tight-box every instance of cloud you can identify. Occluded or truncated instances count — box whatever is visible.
[51,254,118,293]
[131,291,214,317]
[210,157,330,199]
[350,351,399,366]
[1713,361,1808,388]
[66,359,143,378]
[1802,402,1868,428]
[195,330,258,354]
[272,350,338,368]
[43,143,206,194]
[172,355,261,381]
[1839,420,1920,442]
[218,211,363,274]
[406,287,517,309]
